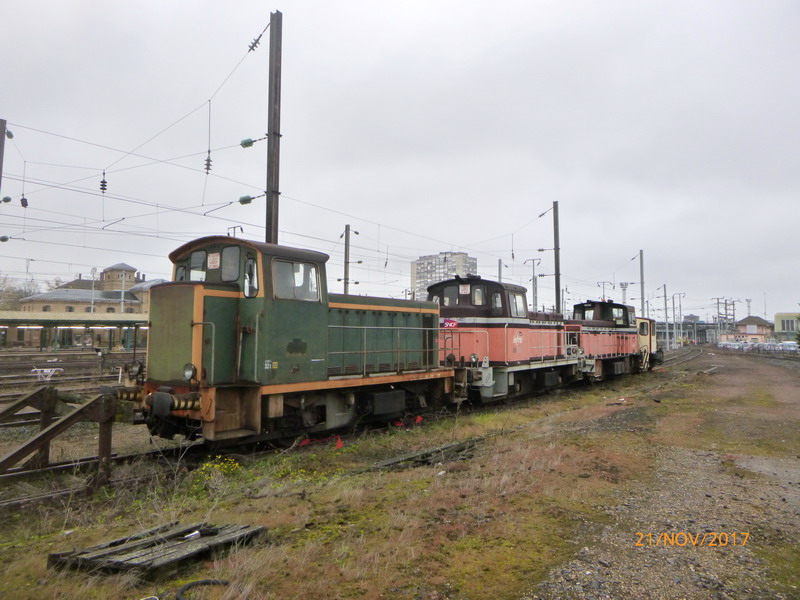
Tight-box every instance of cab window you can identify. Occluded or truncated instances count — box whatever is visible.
[509,293,527,317]
[492,292,503,310]
[442,285,458,307]
[639,321,650,336]
[221,246,240,282]
[244,257,259,297]
[611,306,625,325]
[274,260,319,301]
[189,250,206,282]
[471,285,486,306]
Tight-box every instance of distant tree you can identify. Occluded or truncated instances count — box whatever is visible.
[0,274,13,310]
[45,277,65,291]
[0,274,40,310]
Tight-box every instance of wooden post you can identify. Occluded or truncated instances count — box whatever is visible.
[90,395,116,489]
[31,387,57,469]
[96,420,113,488]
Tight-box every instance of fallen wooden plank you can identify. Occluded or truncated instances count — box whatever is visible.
[48,521,266,575]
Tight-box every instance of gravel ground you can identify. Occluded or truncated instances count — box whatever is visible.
[524,352,800,600]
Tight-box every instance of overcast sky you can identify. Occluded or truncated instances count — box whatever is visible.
[1,1,797,322]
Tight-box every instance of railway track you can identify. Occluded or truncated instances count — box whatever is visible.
[0,375,120,400]
[0,443,206,511]
[0,354,705,512]
[0,349,138,402]
[654,347,703,370]
[0,388,529,510]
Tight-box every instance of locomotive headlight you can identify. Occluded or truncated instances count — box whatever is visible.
[183,363,197,381]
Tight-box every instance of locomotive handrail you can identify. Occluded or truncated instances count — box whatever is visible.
[328,324,440,376]
[437,328,491,365]
[528,331,571,362]
[236,312,260,381]
[191,321,215,383]
[504,323,509,365]
[252,313,259,379]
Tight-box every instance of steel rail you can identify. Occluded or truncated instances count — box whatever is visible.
[654,347,703,370]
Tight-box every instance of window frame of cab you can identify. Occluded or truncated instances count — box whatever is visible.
[509,292,527,318]
[174,245,248,287]
[272,258,321,302]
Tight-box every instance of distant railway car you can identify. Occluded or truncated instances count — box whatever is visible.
[427,276,656,402]
[137,236,453,442]
[569,299,640,378]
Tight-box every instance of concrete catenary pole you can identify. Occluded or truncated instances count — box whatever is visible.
[265,10,283,244]
[553,201,561,314]
[344,224,351,294]
[662,284,669,350]
[0,119,6,194]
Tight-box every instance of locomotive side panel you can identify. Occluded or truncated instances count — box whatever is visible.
[327,294,440,375]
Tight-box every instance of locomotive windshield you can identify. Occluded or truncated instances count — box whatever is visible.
[174,245,245,286]
[572,301,633,326]
[471,285,486,306]
[442,286,458,306]
[220,246,240,281]
[429,280,525,318]
[274,259,319,301]
[432,283,488,307]
[509,292,527,317]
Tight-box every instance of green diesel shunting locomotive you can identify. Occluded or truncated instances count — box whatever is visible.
[136,236,454,442]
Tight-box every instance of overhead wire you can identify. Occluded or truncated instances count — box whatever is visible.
[1,19,610,302]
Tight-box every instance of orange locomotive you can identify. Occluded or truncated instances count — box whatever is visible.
[427,275,657,402]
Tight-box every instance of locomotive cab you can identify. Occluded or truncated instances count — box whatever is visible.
[572,300,635,327]
[143,236,331,440]
[427,275,528,320]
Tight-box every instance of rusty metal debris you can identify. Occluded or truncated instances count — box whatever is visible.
[48,521,266,576]
[369,438,481,471]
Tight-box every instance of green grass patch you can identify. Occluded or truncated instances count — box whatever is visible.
[754,538,800,597]
[434,496,591,599]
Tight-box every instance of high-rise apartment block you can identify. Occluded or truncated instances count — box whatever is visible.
[411,252,477,300]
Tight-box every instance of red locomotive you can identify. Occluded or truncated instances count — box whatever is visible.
[427,275,657,402]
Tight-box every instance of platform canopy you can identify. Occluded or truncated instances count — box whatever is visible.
[0,310,148,327]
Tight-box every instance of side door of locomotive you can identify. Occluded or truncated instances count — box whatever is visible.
[237,249,265,383]
[257,255,329,385]
[635,317,655,369]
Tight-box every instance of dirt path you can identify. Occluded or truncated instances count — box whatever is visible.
[528,351,800,599]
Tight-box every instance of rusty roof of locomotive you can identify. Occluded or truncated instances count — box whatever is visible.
[168,236,330,264]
